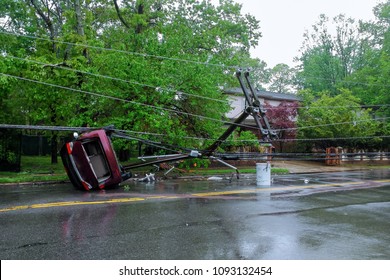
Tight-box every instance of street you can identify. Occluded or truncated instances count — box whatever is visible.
[0,169,389,259]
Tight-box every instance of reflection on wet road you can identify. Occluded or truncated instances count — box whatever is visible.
[0,169,389,259]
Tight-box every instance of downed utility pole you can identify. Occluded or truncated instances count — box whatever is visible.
[124,69,277,171]
[125,70,277,178]
[56,70,278,190]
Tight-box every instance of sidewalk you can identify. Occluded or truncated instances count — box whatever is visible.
[271,160,389,174]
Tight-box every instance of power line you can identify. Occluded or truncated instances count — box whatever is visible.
[1,33,388,147]
[2,71,387,137]
[2,124,388,163]
[3,32,390,91]
[3,33,390,106]
[4,54,229,104]
[275,135,390,142]
[275,116,390,132]
[264,103,390,110]
[0,72,256,131]
[216,151,390,161]
[1,123,389,145]
[5,53,390,111]
[10,54,389,111]
[0,124,93,132]
[116,127,390,143]
[213,135,390,143]
[249,64,390,88]
[16,55,386,113]
[297,74,390,88]
[0,30,236,70]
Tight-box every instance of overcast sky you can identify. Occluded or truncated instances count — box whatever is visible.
[233,0,382,68]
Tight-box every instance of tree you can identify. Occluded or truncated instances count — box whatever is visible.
[0,0,264,161]
[297,89,382,150]
[0,0,101,163]
[265,101,299,152]
[296,14,367,94]
[295,2,390,151]
[91,0,263,149]
[347,0,390,117]
[267,63,297,93]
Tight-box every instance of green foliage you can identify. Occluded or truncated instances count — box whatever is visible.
[267,63,297,93]
[295,1,390,150]
[0,0,263,159]
[221,130,259,152]
[6,151,17,164]
[297,89,382,150]
[296,14,366,94]
[178,158,211,170]
[3,0,388,157]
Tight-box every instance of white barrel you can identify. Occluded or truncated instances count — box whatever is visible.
[256,162,271,186]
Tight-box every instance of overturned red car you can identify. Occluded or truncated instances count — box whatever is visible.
[60,129,130,191]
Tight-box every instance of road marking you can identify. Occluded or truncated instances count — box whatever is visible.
[0,197,145,213]
[192,179,387,197]
[1,179,389,213]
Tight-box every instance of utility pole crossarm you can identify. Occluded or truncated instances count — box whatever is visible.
[204,69,277,157]
[244,70,276,139]
[237,70,277,141]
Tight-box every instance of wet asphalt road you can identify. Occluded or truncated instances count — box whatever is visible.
[0,169,389,260]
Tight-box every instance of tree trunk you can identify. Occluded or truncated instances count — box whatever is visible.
[50,106,58,164]
[51,132,58,164]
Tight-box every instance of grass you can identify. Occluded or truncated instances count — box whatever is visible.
[0,156,289,184]
[0,156,68,184]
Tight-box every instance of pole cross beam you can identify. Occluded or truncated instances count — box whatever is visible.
[204,69,276,157]
[237,70,277,141]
